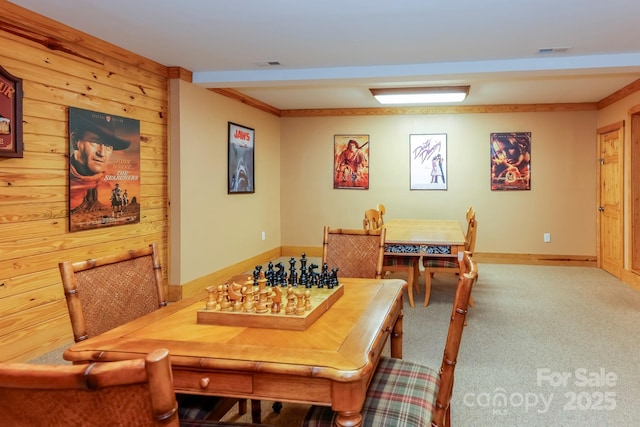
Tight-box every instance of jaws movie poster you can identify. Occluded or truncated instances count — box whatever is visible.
[68,107,141,231]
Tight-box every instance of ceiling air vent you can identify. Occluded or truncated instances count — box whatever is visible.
[538,47,570,54]
[253,61,282,67]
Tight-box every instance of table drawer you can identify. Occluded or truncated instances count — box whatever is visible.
[173,369,253,394]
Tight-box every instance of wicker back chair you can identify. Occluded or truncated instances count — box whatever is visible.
[58,244,252,423]
[363,203,421,307]
[59,243,167,342]
[0,348,179,427]
[303,251,478,427]
[322,226,386,279]
[422,209,478,307]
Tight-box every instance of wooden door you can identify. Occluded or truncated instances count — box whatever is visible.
[631,112,640,272]
[597,122,624,277]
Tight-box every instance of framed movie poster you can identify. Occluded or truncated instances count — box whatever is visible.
[334,134,369,189]
[0,65,23,158]
[490,132,531,190]
[68,107,141,231]
[410,133,447,190]
[228,122,255,194]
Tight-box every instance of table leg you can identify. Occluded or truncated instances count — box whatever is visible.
[335,411,362,427]
[390,309,404,359]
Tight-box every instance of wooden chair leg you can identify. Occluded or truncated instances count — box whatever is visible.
[251,399,261,424]
[423,270,433,307]
[238,399,247,415]
[413,260,420,295]
[406,266,415,308]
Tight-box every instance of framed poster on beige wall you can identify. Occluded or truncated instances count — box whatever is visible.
[334,134,369,190]
[490,132,531,190]
[410,133,447,190]
[228,121,255,194]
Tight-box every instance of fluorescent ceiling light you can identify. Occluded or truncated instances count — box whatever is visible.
[370,86,470,104]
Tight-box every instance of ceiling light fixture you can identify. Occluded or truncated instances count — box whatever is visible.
[370,86,470,104]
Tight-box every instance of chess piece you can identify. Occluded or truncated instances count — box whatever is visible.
[329,268,339,289]
[219,283,232,311]
[266,261,275,286]
[229,282,244,311]
[271,286,282,313]
[308,263,318,288]
[299,253,308,287]
[205,286,218,310]
[253,265,262,284]
[256,288,269,313]
[294,289,305,315]
[320,262,330,288]
[275,262,287,286]
[285,287,296,314]
[257,271,267,291]
[243,286,256,312]
[288,257,297,286]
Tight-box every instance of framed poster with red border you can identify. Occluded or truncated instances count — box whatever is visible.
[0,65,23,158]
[334,134,369,190]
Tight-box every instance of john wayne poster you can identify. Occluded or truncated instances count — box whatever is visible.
[68,107,141,231]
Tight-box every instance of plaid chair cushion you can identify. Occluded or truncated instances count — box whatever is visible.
[303,356,439,427]
[422,257,459,269]
[383,255,416,267]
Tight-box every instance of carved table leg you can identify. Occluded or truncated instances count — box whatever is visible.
[335,410,362,427]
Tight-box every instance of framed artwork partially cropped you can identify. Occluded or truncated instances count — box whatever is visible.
[228,122,255,194]
[0,65,23,158]
[334,134,369,189]
[410,133,447,190]
[490,132,531,190]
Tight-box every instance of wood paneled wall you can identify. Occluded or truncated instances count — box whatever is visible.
[0,1,169,362]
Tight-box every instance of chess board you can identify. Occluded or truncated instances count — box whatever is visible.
[196,282,344,331]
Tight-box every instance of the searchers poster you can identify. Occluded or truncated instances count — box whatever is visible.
[68,107,141,231]
[490,132,531,191]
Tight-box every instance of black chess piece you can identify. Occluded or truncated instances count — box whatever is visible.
[253,265,262,283]
[299,254,309,287]
[266,261,275,286]
[275,262,287,286]
[329,267,339,289]
[307,263,318,288]
[320,262,330,288]
[288,257,297,286]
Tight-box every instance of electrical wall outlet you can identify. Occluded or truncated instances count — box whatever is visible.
[544,233,551,243]
[261,231,266,241]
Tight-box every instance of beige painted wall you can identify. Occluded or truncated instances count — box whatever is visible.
[280,111,598,256]
[169,81,282,285]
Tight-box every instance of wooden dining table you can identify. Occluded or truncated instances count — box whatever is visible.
[384,219,466,306]
[63,277,407,427]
